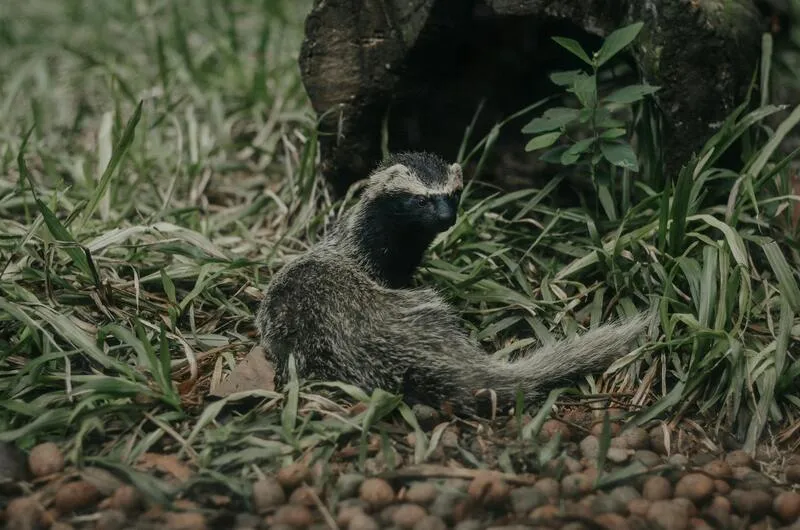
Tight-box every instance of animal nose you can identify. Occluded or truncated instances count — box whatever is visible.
[435,198,456,228]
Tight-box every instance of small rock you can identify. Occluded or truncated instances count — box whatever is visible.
[785,465,800,485]
[360,478,395,508]
[337,505,366,527]
[634,450,662,468]
[107,485,143,514]
[563,456,584,474]
[440,427,459,448]
[337,473,365,498]
[0,442,29,482]
[54,480,101,514]
[413,515,447,530]
[729,488,772,517]
[728,514,744,528]
[530,504,560,521]
[453,520,482,530]
[687,517,713,530]
[690,453,716,467]
[713,479,731,494]
[704,495,731,528]
[6,496,43,530]
[701,460,732,479]
[642,476,672,501]
[672,497,697,518]
[773,491,800,522]
[50,523,74,530]
[533,477,560,499]
[594,513,628,530]
[590,494,627,515]
[28,442,65,478]
[667,454,689,467]
[648,426,670,455]
[412,404,441,429]
[272,505,314,527]
[647,500,689,530]
[580,436,600,460]
[467,470,509,506]
[277,462,311,490]
[540,419,572,442]
[674,473,715,504]
[94,510,127,530]
[404,482,437,505]
[567,499,593,518]
[348,512,379,530]
[253,477,286,513]
[429,492,461,522]
[591,421,621,437]
[561,473,593,498]
[731,466,750,480]
[606,448,630,464]
[725,450,754,469]
[233,513,262,530]
[578,494,597,509]
[392,503,427,528]
[617,428,650,450]
[738,470,773,490]
[289,485,321,506]
[610,486,640,505]
[164,512,208,530]
[510,487,548,514]
[628,498,650,517]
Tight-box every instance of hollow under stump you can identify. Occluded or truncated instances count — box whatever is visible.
[299,0,765,196]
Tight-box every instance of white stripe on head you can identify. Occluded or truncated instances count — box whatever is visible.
[365,162,463,198]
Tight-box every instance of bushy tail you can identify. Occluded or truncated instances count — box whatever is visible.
[480,311,655,399]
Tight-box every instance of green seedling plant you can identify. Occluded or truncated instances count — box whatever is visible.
[522,22,660,220]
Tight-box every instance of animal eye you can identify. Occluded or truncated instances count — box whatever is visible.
[415,196,428,207]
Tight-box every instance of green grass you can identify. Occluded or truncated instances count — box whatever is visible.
[1,0,800,512]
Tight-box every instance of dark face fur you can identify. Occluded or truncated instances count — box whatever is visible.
[350,153,463,288]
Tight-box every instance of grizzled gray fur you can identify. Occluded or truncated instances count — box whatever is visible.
[257,152,652,415]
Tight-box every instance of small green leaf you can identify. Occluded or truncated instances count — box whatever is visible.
[540,146,569,164]
[552,37,592,65]
[594,108,626,128]
[570,74,597,108]
[600,140,639,172]
[549,69,583,86]
[560,138,594,165]
[763,240,800,312]
[600,128,627,139]
[522,118,561,134]
[596,22,644,67]
[544,107,579,121]
[77,100,143,232]
[160,269,177,305]
[521,107,578,134]
[525,132,562,152]
[605,84,661,104]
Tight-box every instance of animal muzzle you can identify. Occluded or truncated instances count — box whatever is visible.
[433,197,457,231]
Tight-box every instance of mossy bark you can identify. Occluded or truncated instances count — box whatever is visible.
[299,0,763,196]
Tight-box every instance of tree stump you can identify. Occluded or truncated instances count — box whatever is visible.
[299,0,764,196]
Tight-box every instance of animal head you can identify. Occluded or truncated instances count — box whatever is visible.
[360,152,464,235]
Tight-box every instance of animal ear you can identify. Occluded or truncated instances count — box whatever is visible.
[449,163,463,187]
[370,163,406,183]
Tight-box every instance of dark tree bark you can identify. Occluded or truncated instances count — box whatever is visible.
[299,0,764,196]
